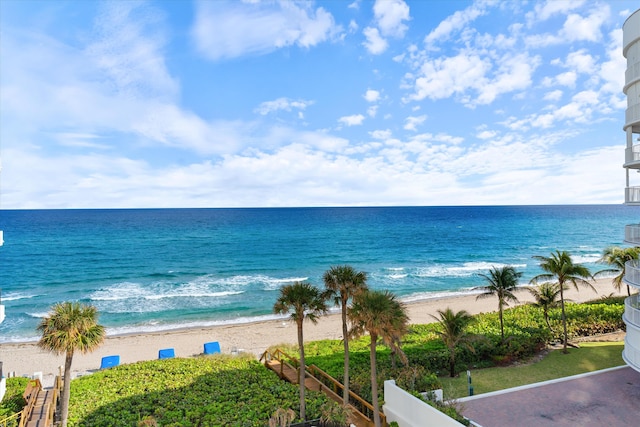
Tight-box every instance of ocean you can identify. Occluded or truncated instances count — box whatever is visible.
[0,205,638,343]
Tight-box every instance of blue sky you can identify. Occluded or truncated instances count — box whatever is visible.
[0,0,637,208]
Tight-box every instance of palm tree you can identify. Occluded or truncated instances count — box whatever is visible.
[527,282,563,332]
[596,246,640,296]
[37,302,105,427]
[349,290,408,427]
[273,282,327,421]
[531,250,594,353]
[322,265,368,405]
[431,308,474,378]
[476,266,522,341]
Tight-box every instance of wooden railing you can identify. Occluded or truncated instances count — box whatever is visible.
[306,364,386,426]
[18,378,42,427]
[261,348,387,427]
[0,412,20,427]
[44,375,62,427]
[259,348,299,379]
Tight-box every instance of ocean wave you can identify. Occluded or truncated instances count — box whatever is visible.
[400,288,482,303]
[572,253,602,264]
[104,313,292,336]
[415,262,528,278]
[144,291,244,300]
[388,274,408,279]
[26,312,49,318]
[1,293,37,302]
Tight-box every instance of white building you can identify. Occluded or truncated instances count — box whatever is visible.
[622,8,640,374]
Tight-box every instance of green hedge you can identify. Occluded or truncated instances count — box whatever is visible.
[0,377,29,420]
[68,355,330,426]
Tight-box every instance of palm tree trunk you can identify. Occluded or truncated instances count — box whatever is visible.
[60,351,74,427]
[297,320,306,421]
[449,349,456,378]
[498,300,504,342]
[559,284,568,354]
[544,310,552,332]
[369,333,380,427]
[341,301,350,406]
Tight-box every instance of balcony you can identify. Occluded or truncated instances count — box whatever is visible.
[624,259,640,287]
[624,294,640,329]
[625,144,640,167]
[624,224,640,245]
[625,187,640,205]
[622,335,640,374]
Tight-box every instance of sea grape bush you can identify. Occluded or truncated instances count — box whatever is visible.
[0,377,29,420]
[67,355,330,427]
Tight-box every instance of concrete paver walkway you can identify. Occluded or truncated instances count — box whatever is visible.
[460,366,640,427]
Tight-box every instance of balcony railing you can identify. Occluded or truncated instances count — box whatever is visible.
[622,336,640,374]
[626,103,640,128]
[624,294,640,329]
[625,224,640,245]
[624,259,640,287]
[626,144,640,165]
[625,187,640,204]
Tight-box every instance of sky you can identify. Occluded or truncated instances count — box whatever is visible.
[0,0,638,209]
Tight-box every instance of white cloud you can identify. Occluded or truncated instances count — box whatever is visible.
[367,105,378,118]
[363,27,388,54]
[370,129,392,140]
[191,0,341,60]
[373,0,410,38]
[404,115,427,131]
[424,1,491,46]
[543,90,563,101]
[528,0,586,23]
[525,3,610,47]
[338,114,365,126]
[254,98,314,115]
[364,89,381,102]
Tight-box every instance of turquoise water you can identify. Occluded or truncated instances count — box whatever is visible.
[0,205,637,342]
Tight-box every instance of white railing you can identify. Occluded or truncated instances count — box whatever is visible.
[625,224,640,244]
[624,294,640,329]
[622,336,640,374]
[625,187,640,204]
[625,61,640,87]
[627,104,640,128]
[624,259,640,287]
[383,380,465,427]
[626,145,640,165]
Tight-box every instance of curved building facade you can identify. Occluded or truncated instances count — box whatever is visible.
[623,8,640,373]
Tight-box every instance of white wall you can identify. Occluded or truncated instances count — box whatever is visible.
[382,380,465,427]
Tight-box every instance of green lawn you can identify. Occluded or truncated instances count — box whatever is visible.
[439,342,625,399]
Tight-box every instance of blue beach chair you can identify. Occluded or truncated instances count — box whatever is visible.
[203,341,221,355]
[158,348,175,359]
[100,355,120,369]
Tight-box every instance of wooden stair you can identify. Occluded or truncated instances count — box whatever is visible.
[261,349,383,427]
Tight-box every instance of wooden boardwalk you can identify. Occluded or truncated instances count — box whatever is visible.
[24,388,53,427]
[264,357,377,427]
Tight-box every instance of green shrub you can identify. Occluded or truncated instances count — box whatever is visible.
[0,377,29,419]
[68,355,330,426]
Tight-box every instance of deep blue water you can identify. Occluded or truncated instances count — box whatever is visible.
[0,205,638,342]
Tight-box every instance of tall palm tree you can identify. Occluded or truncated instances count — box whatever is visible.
[273,282,327,421]
[431,308,474,378]
[531,250,594,353]
[322,265,368,405]
[596,246,640,296]
[37,302,105,427]
[349,290,408,427]
[476,266,522,341]
[527,282,563,332]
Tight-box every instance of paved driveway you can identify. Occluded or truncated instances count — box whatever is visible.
[460,366,640,427]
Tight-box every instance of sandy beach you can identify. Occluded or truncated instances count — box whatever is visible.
[0,278,626,381]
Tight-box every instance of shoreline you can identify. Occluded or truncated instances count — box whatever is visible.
[0,278,627,380]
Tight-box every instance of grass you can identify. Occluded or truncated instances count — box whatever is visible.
[439,341,625,399]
